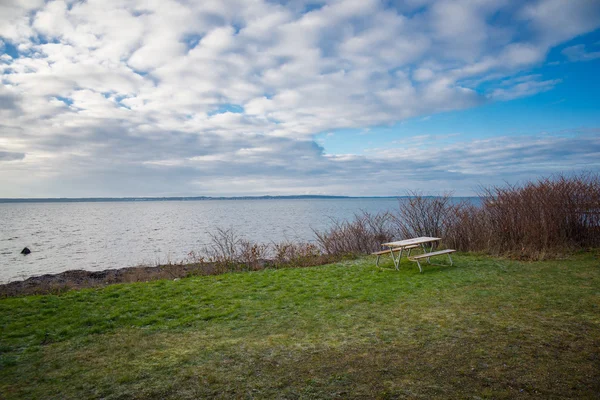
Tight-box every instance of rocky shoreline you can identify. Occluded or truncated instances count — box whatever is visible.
[0,262,227,297]
[0,252,340,297]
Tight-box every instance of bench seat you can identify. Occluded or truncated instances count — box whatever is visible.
[409,249,456,273]
[409,249,456,259]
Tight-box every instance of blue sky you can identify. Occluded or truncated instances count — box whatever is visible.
[319,29,600,155]
[1,0,599,197]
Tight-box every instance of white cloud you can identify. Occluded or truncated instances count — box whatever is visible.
[490,76,562,101]
[562,44,600,62]
[413,68,434,82]
[521,0,600,46]
[0,0,44,42]
[0,0,599,196]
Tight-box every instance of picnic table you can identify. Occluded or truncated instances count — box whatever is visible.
[373,236,456,272]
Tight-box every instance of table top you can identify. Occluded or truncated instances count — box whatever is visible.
[381,236,441,248]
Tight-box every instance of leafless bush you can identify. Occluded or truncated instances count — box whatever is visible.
[204,227,242,267]
[201,227,332,270]
[313,211,396,255]
[239,240,270,271]
[444,202,492,251]
[270,241,337,268]
[384,174,599,259]
[472,173,600,258]
[393,192,455,239]
[441,173,600,259]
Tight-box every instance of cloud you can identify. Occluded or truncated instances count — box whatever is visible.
[0,0,599,196]
[0,87,21,111]
[521,0,600,47]
[562,44,600,62]
[490,76,562,101]
[0,151,25,161]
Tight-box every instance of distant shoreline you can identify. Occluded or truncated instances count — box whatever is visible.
[0,195,417,204]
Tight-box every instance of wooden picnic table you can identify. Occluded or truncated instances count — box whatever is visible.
[374,236,457,272]
[376,237,441,270]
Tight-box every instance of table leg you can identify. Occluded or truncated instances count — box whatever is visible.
[389,247,403,270]
[420,241,437,264]
[427,242,434,263]
[429,241,438,263]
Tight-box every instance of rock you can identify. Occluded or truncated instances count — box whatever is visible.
[21,247,31,255]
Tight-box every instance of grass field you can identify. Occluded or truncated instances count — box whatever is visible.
[1,251,599,399]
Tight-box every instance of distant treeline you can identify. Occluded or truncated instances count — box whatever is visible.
[0,195,481,204]
[0,195,378,203]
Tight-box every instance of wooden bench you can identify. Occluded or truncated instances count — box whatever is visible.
[409,249,456,273]
[372,245,419,267]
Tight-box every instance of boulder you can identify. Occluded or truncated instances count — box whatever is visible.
[21,247,31,255]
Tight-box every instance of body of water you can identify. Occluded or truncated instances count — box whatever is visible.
[1,198,407,282]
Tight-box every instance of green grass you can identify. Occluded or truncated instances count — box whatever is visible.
[1,251,599,399]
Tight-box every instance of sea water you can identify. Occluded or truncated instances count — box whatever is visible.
[1,198,402,282]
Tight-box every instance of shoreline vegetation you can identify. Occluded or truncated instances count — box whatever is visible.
[2,172,599,297]
[0,243,347,297]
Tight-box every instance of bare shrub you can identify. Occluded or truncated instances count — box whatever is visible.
[441,172,600,259]
[381,174,599,259]
[444,202,492,252]
[271,241,336,268]
[314,211,396,255]
[393,192,455,239]
[272,241,296,265]
[239,240,269,271]
[203,227,242,269]
[474,173,600,258]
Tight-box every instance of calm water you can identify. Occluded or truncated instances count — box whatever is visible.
[1,198,403,283]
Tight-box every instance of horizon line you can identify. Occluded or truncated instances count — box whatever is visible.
[0,194,478,203]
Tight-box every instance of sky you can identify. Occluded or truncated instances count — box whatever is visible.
[1,0,599,198]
